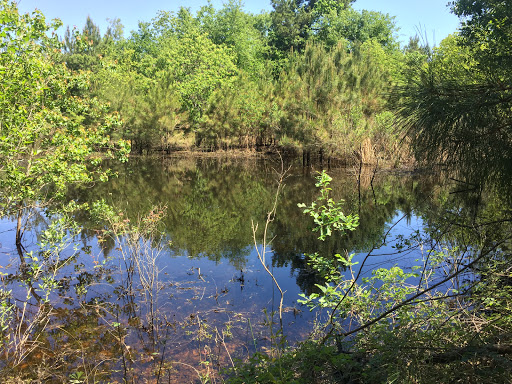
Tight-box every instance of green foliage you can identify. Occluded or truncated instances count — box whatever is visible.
[269,0,313,55]
[0,1,129,248]
[95,62,183,152]
[451,0,512,71]
[312,0,351,17]
[268,0,356,57]
[27,215,82,301]
[0,288,13,339]
[236,172,512,383]
[298,171,358,240]
[227,340,357,384]
[62,16,105,71]
[202,72,270,149]
[94,10,236,153]
[197,0,269,77]
[313,7,399,52]
[394,1,512,189]
[161,31,237,125]
[274,41,396,160]
[95,12,239,149]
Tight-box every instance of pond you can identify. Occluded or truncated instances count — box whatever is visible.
[0,155,498,382]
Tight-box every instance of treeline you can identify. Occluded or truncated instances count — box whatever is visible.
[58,0,427,163]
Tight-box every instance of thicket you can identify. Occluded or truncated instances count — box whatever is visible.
[54,0,416,163]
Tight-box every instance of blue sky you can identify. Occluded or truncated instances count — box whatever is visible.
[17,0,460,46]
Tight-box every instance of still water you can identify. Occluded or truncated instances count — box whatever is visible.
[0,155,473,381]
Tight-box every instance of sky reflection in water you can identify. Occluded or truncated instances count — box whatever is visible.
[0,156,453,380]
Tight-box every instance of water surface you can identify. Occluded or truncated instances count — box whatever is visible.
[1,155,488,382]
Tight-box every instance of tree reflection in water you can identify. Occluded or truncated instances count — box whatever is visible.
[1,156,509,382]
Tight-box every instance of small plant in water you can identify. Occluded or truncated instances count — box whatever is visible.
[298,170,359,240]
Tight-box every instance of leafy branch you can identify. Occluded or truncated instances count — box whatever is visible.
[297,170,359,241]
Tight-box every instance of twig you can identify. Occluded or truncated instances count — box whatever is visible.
[251,153,289,324]
[341,237,508,338]
[215,327,236,370]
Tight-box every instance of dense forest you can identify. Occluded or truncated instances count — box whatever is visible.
[5,0,418,162]
[0,0,511,382]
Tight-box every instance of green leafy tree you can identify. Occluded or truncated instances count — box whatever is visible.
[159,31,237,134]
[197,0,269,76]
[62,16,103,71]
[0,1,129,261]
[313,7,399,51]
[151,7,201,39]
[269,0,354,57]
[96,10,238,151]
[451,0,512,71]
[101,17,124,51]
[269,0,313,56]
[93,49,186,153]
[82,15,101,52]
[202,72,269,149]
